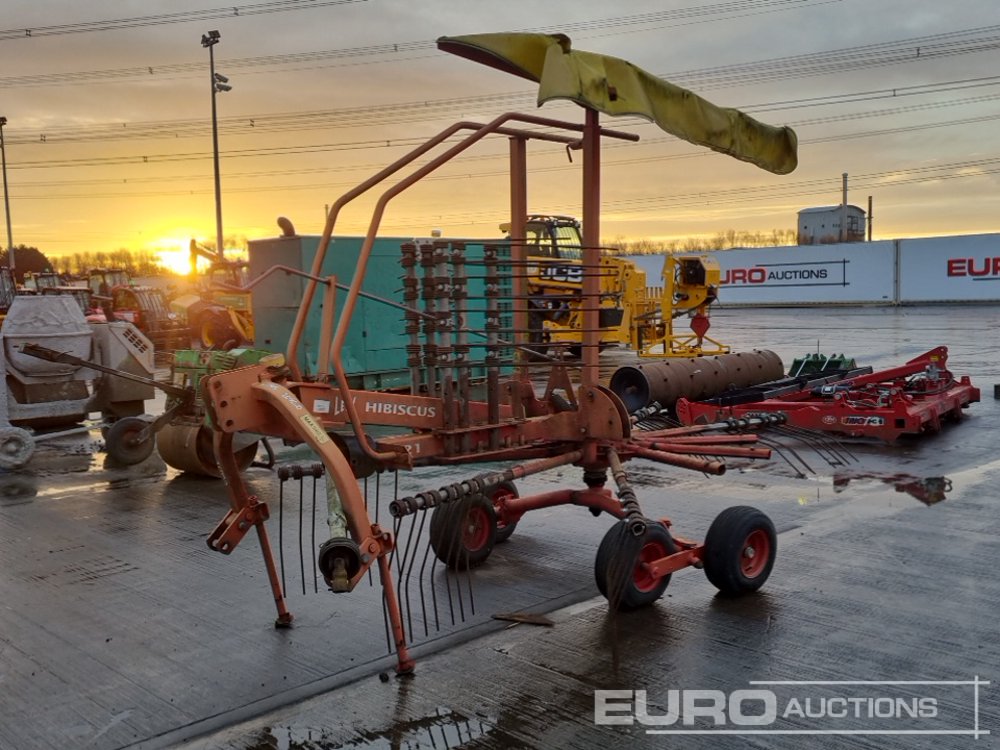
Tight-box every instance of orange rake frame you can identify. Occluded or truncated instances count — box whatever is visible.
[201,110,777,675]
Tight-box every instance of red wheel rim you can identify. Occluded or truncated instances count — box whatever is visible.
[632,541,669,592]
[462,505,491,552]
[741,529,771,578]
[491,487,515,531]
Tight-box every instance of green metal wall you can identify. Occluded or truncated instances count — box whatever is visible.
[248,234,510,390]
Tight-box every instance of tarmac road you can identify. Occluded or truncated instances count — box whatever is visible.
[1,305,997,750]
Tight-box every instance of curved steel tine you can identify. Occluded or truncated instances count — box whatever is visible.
[364,475,373,586]
[781,423,857,466]
[447,503,468,623]
[398,512,423,640]
[416,511,437,637]
[756,434,811,478]
[278,470,286,595]
[311,472,318,594]
[298,475,306,596]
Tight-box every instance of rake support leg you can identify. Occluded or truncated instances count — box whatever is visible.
[378,553,415,675]
[210,431,294,628]
[256,520,294,628]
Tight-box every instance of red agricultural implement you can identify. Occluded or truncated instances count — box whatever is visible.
[200,33,800,675]
[676,347,980,441]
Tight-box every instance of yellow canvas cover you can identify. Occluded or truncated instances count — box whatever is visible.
[437,32,797,175]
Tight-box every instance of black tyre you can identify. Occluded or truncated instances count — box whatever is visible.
[106,416,156,465]
[489,481,519,544]
[199,311,237,350]
[428,495,497,570]
[702,506,777,595]
[0,426,35,470]
[595,520,677,610]
[524,311,551,360]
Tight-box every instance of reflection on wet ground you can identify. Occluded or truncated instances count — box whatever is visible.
[0,473,37,506]
[834,472,953,505]
[2,305,998,750]
[243,704,498,750]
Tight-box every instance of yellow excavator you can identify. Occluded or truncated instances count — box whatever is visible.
[511,214,727,358]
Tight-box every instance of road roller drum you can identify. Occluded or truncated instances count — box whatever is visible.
[156,423,258,477]
[609,350,785,413]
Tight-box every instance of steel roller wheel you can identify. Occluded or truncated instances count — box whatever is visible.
[156,423,257,478]
[0,426,35,470]
[595,520,677,610]
[702,506,777,595]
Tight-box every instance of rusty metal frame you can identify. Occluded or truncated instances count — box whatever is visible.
[201,108,771,675]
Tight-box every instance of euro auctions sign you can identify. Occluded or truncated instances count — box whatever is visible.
[625,232,1000,306]
[901,234,1000,302]
[594,679,990,738]
[946,257,1000,278]
[709,234,1000,305]
[709,242,896,305]
[721,262,841,286]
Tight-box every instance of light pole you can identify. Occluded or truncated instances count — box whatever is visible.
[0,116,14,273]
[201,30,231,261]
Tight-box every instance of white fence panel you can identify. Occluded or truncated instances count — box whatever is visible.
[624,233,1000,306]
[899,234,1000,303]
[625,243,895,306]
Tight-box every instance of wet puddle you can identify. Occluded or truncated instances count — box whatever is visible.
[833,472,953,506]
[242,707,497,750]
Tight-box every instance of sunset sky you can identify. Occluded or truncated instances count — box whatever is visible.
[0,0,997,272]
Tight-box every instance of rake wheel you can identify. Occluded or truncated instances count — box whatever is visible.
[489,481,519,544]
[702,506,776,595]
[595,520,677,610]
[429,495,497,570]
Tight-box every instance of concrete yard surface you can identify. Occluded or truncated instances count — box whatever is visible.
[0,305,997,749]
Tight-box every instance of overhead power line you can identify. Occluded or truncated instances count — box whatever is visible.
[671,24,1000,88]
[0,0,824,51]
[356,157,1000,230]
[0,0,368,42]
[5,73,999,148]
[20,1,1000,95]
[25,153,998,243]
[10,115,999,198]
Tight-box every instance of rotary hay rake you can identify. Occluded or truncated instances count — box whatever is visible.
[200,33,800,674]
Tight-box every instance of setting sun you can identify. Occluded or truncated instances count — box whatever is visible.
[150,234,201,276]
[149,233,250,276]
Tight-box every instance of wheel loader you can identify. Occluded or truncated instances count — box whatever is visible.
[168,240,254,350]
[508,214,727,358]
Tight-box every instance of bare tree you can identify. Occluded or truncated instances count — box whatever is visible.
[606,228,798,254]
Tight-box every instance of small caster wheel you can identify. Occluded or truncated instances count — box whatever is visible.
[105,416,155,465]
[703,506,777,595]
[0,426,35,470]
[595,520,677,610]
